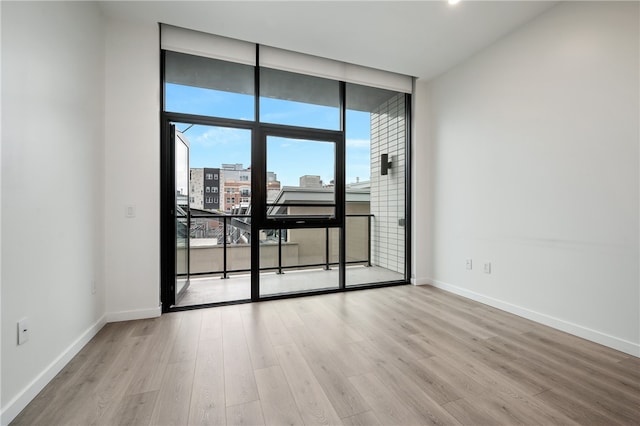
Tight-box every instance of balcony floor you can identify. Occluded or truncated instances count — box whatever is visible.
[176,265,405,307]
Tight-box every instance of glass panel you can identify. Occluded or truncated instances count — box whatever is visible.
[175,130,190,300]
[345,215,370,264]
[345,83,406,286]
[259,228,339,296]
[164,51,254,120]
[266,136,336,219]
[173,123,252,306]
[260,68,340,130]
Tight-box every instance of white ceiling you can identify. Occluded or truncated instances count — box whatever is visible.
[98,1,557,80]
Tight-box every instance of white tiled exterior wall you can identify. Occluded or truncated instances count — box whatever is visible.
[190,168,204,209]
[370,93,406,274]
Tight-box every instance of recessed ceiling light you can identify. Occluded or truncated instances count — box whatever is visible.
[448,0,461,4]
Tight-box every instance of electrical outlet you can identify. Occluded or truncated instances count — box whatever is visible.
[18,318,30,345]
[484,262,492,274]
[465,258,473,270]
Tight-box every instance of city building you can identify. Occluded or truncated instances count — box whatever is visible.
[299,174,322,188]
[187,163,280,213]
[221,180,250,212]
[266,171,281,201]
[216,164,281,212]
[189,167,221,211]
[220,163,250,184]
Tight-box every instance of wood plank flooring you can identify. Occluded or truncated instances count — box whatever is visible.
[12,285,640,425]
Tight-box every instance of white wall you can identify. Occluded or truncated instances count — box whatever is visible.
[419,1,639,355]
[0,1,4,417]
[1,2,106,422]
[104,17,161,320]
[0,0,4,417]
[411,79,433,285]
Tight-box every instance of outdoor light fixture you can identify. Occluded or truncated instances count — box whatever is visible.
[381,154,392,175]
[448,0,461,4]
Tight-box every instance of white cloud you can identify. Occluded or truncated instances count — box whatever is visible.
[187,126,250,148]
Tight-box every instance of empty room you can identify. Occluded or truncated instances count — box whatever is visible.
[1,1,638,425]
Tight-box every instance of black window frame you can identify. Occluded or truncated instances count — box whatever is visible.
[160,44,412,312]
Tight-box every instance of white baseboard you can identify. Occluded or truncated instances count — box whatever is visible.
[410,276,432,286]
[0,315,107,426]
[1,306,162,425]
[428,279,640,358]
[105,306,161,323]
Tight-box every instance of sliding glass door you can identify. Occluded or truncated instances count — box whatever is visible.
[255,129,344,297]
[174,126,190,303]
[171,122,253,307]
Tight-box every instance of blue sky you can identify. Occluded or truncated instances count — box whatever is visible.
[167,83,371,187]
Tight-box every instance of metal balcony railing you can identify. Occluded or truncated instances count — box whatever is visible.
[186,213,373,279]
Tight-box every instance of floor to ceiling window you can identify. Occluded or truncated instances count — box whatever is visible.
[345,83,408,287]
[160,25,412,311]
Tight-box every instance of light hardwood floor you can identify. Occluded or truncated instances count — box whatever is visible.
[12,285,640,425]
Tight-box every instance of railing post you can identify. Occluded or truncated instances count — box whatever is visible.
[325,227,331,270]
[367,215,372,267]
[222,216,229,279]
[277,228,284,274]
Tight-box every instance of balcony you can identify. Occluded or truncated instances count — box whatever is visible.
[176,213,405,307]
